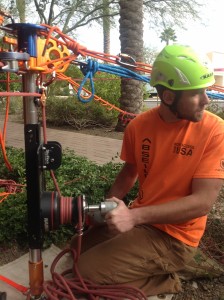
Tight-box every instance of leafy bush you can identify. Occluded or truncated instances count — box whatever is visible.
[0,96,23,115]
[45,64,121,129]
[207,102,224,119]
[0,147,138,246]
[0,73,22,92]
[45,96,119,129]
[0,146,25,182]
[0,193,28,246]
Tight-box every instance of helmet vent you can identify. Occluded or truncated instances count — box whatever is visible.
[174,67,191,86]
[168,79,174,87]
[177,55,195,63]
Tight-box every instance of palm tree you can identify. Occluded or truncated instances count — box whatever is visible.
[102,0,111,54]
[160,27,177,45]
[116,0,144,131]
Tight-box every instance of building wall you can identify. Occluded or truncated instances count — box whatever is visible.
[207,52,224,86]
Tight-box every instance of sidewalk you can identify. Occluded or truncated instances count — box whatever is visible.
[0,119,123,165]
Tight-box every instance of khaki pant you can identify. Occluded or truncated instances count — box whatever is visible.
[70,224,196,296]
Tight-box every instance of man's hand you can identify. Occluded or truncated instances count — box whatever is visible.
[104,197,135,234]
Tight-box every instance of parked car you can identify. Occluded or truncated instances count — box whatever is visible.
[144,83,158,98]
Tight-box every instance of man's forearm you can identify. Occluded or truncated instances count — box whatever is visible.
[131,194,211,225]
[131,178,223,225]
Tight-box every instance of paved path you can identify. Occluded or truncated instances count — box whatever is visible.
[0,119,123,165]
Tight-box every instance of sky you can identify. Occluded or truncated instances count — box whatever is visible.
[75,0,224,61]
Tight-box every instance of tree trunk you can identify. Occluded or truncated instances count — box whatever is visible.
[116,0,144,131]
[103,0,111,54]
[16,0,26,22]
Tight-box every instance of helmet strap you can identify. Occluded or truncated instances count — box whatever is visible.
[168,96,180,116]
[161,90,183,118]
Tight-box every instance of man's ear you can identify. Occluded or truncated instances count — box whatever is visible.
[162,90,175,105]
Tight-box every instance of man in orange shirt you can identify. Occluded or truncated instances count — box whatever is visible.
[72,45,224,297]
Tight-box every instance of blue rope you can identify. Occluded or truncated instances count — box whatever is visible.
[77,59,150,103]
[207,91,224,100]
[77,59,224,103]
[77,60,99,103]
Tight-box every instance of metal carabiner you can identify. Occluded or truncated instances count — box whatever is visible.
[116,53,136,68]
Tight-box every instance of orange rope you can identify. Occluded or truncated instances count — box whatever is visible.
[0,73,13,171]
[56,72,137,119]
[209,84,224,93]
[0,275,28,293]
[0,92,41,97]
[39,90,62,197]
[39,24,152,74]
[0,179,25,203]
[0,23,148,196]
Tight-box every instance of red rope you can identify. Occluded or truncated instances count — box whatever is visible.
[0,179,24,193]
[42,196,147,299]
[43,248,147,300]
[0,195,145,299]
[40,92,62,197]
[0,92,41,97]
[0,275,28,294]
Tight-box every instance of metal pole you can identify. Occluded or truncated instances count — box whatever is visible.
[23,72,44,299]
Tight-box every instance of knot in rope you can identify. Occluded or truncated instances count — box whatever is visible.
[80,59,99,76]
[77,59,99,103]
[77,58,150,103]
[66,40,87,56]
[0,179,23,193]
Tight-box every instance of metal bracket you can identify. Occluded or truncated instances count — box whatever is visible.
[0,51,30,72]
[39,141,62,170]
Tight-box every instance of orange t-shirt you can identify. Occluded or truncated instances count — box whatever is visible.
[121,107,224,247]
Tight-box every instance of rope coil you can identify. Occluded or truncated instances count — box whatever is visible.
[42,248,148,300]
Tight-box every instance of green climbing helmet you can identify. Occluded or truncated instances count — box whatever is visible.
[150,44,215,90]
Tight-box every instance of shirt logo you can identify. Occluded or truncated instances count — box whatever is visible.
[221,160,224,169]
[173,143,194,156]
[141,138,151,177]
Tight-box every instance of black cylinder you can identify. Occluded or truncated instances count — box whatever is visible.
[40,191,81,231]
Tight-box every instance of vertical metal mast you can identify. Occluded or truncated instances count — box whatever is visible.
[10,23,48,299]
[23,72,44,298]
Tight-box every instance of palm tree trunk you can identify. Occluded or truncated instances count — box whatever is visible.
[103,0,111,54]
[116,0,144,131]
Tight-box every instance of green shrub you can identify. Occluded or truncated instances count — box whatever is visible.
[0,73,22,92]
[0,193,27,245]
[0,147,138,246]
[0,96,23,115]
[207,102,224,119]
[45,64,121,129]
[45,96,119,129]
[0,146,25,182]
[94,72,121,105]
